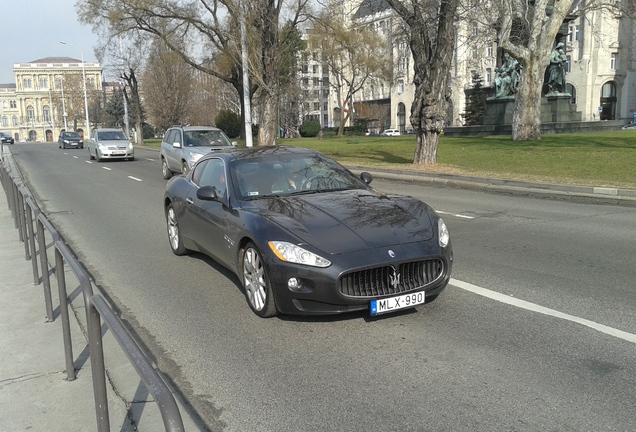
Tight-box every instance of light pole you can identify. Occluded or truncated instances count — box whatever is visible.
[60,41,90,138]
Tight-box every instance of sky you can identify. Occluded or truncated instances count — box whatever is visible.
[2,0,101,84]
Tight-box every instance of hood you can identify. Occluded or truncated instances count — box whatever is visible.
[247,190,434,254]
[188,145,228,156]
[98,140,131,147]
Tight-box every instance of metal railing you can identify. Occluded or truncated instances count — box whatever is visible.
[0,145,185,432]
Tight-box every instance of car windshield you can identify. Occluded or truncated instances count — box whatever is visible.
[98,131,127,140]
[65,132,80,138]
[230,153,366,199]
[184,130,232,147]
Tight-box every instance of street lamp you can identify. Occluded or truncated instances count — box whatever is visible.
[60,41,90,138]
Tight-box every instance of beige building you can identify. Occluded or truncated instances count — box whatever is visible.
[333,0,636,131]
[0,57,103,142]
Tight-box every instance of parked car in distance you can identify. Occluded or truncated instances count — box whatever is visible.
[382,128,401,136]
[88,128,134,161]
[164,146,453,318]
[58,131,84,149]
[0,131,14,145]
[161,125,235,179]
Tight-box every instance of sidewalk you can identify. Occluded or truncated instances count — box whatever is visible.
[0,148,203,430]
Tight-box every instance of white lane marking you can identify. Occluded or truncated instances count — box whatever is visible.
[102,167,112,171]
[73,156,79,159]
[86,161,92,164]
[451,278,636,344]
[146,158,156,161]
[128,176,143,182]
[437,211,474,220]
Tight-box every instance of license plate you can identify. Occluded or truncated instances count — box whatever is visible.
[113,151,125,155]
[370,291,426,315]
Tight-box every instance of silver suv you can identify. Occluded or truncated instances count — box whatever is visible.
[161,126,235,179]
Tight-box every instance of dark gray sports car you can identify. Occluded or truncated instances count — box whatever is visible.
[164,146,453,318]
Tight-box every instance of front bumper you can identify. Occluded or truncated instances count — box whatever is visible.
[98,148,134,159]
[264,241,453,316]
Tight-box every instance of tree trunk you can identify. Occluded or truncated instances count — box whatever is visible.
[258,90,279,146]
[511,58,543,141]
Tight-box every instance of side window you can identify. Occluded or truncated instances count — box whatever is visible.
[191,160,208,185]
[198,159,227,195]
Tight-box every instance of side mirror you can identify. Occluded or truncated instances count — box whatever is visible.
[360,171,373,185]
[231,141,238,147]
[196,185,219,201]
[172,141,182,149]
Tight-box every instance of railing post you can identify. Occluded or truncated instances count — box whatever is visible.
[25,201,40,284]
[11,181,19,230]
[37,217,55,322]
[85,291,111,432]
[54,247,76,381]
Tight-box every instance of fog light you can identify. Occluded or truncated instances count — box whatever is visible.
[288,278,301,291]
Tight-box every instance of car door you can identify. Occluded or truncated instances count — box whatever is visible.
[182,159,229,263]
[165,129,181,171]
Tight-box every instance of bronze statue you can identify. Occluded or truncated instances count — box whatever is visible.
[494,52,522,98]
[548,42,567,93]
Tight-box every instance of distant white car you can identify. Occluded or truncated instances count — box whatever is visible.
[382,129,401,136]
[88,128,134,161]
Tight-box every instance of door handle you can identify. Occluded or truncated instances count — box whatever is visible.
[186,198,194,205]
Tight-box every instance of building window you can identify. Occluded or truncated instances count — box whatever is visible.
[398,79,404,94]
[1,116,7,127]
[610,53,617,70]
[12,115,18,126]
[27,106,35,121]
[23,78,32,89]
[472,24,478,37]
[43,106,51,122]
[55,78,62,89]
[574,25,580,41]
[312,65,318,74]
[487,44,493,58]
[486,68,492,85]
[39,77,48,89]
[302,78,309,87]
[10,100,17,108]
[566,55,571,73]
[313,102,320,111]
[313,78,320,86]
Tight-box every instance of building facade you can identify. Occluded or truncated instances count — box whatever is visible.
[0,57,103,142]
[309,0,636,132]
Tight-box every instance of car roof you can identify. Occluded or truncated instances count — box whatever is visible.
[171,125,222,131]
[94,128,125,132]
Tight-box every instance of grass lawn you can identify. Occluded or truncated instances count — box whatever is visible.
[143,131,636,189]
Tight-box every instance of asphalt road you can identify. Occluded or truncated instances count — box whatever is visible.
[10,143,636,432]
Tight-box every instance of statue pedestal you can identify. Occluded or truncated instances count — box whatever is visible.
[482,97,515,125]
[545,93,582,122]
[482,94,582,125]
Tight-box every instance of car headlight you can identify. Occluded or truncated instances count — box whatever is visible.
[268,241,331,267]
[438,218,450,248]
[127,143,133,150]
[190,153,203,163]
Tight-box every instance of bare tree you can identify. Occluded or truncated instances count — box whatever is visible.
[142,42,194,131]
[77,0,310,145]
[385,0,460,164]
[308,10,391,136]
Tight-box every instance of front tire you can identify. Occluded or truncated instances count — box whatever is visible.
[166,204,187,255]
[181,160,190,176]
[162,158,173,179]
[89,148,95,160]
[241,242,277,318]
[95,149,101,162]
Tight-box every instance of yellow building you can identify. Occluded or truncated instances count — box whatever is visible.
[0,57,103,142]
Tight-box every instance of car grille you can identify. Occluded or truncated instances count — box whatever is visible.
[339,259,444,297]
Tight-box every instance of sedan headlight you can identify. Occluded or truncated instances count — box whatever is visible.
[438,218,450,248]
[268,241,331,267]
[127,143,133,150]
